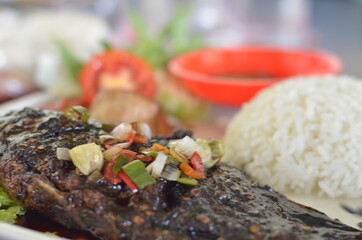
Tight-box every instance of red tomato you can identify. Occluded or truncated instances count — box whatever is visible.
[79,50,157,105]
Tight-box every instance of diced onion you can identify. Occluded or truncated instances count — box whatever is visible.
[111,123,133,141]
[56,147,71,161]
[113,142,132,148]
[169,148,188,163]
[160,165,181,181]
[86,170,103,184]
[99,135,118,145]
[174,136,199,158]
[69,143,104,175]
[131,122,152,139]
[103,145,129,161]
[146,161,155,173]
[205,140,224,168]
[195,139,213,168]
[167,139,180,148]
[151,152,167,179]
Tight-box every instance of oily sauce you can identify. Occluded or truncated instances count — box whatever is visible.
[20,211,96,240]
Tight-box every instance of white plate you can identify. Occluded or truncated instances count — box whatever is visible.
[286,193,362,228]
[0,92,55,115]
[0,222,67,240]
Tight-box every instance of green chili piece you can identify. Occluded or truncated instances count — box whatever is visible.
[122,160,156,189]
[113,154,128,174]
[176,178,198,186]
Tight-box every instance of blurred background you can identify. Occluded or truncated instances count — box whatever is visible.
[0,0,361,133]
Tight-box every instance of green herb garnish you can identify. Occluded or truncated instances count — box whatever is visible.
[0,188,24,223]
[125,7,205,69]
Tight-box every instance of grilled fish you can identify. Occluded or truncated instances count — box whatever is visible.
[0,108,361,240]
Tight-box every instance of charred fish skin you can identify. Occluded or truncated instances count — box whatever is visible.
[0,108,361,240]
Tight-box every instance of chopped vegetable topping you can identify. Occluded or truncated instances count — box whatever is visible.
[103,146,124,161]
[69,143,104,175]
[65,115,224,191]
[56,147,71,161]
[169,148,188,163]
[116,149,137,160]
[122,160,156,189]
[177,178,198,186]
[111,123,133,142]
[131,122,151,139]
[145,143,169,154]
[160,164,181,181]
[118,172,139,192]
[99,135,118,145]
[174,136,199,158]
[100,134,223,189]
[150,152,167,179]
[64,106,90,123]
[180,162,206,179]
[190,151,205,174]
[98,131,224,190]
[140,151,158,158]
[113,154,128,174]
[104,162,121,184]
[133,134,148,144]
[135,154,153,162]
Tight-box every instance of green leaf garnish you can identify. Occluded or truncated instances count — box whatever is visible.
[125,6,206,69]
[0,188,24,223]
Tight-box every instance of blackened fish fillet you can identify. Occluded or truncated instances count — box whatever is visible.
[0,108,361,240]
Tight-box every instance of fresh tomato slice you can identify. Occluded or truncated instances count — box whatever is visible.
[79,50,157,105]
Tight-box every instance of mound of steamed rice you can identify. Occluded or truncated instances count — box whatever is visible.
[222,75,362,198]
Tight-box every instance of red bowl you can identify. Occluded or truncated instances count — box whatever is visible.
[168,47,342,106]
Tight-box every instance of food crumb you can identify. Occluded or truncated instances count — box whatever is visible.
[191,189,200,196]
[302,226,313,231]
[249,224,261,233]
[145,210,155,216]
[197,215,210,223]
[133,216,144,225]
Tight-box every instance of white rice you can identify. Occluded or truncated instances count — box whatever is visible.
[222,75,362,198]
